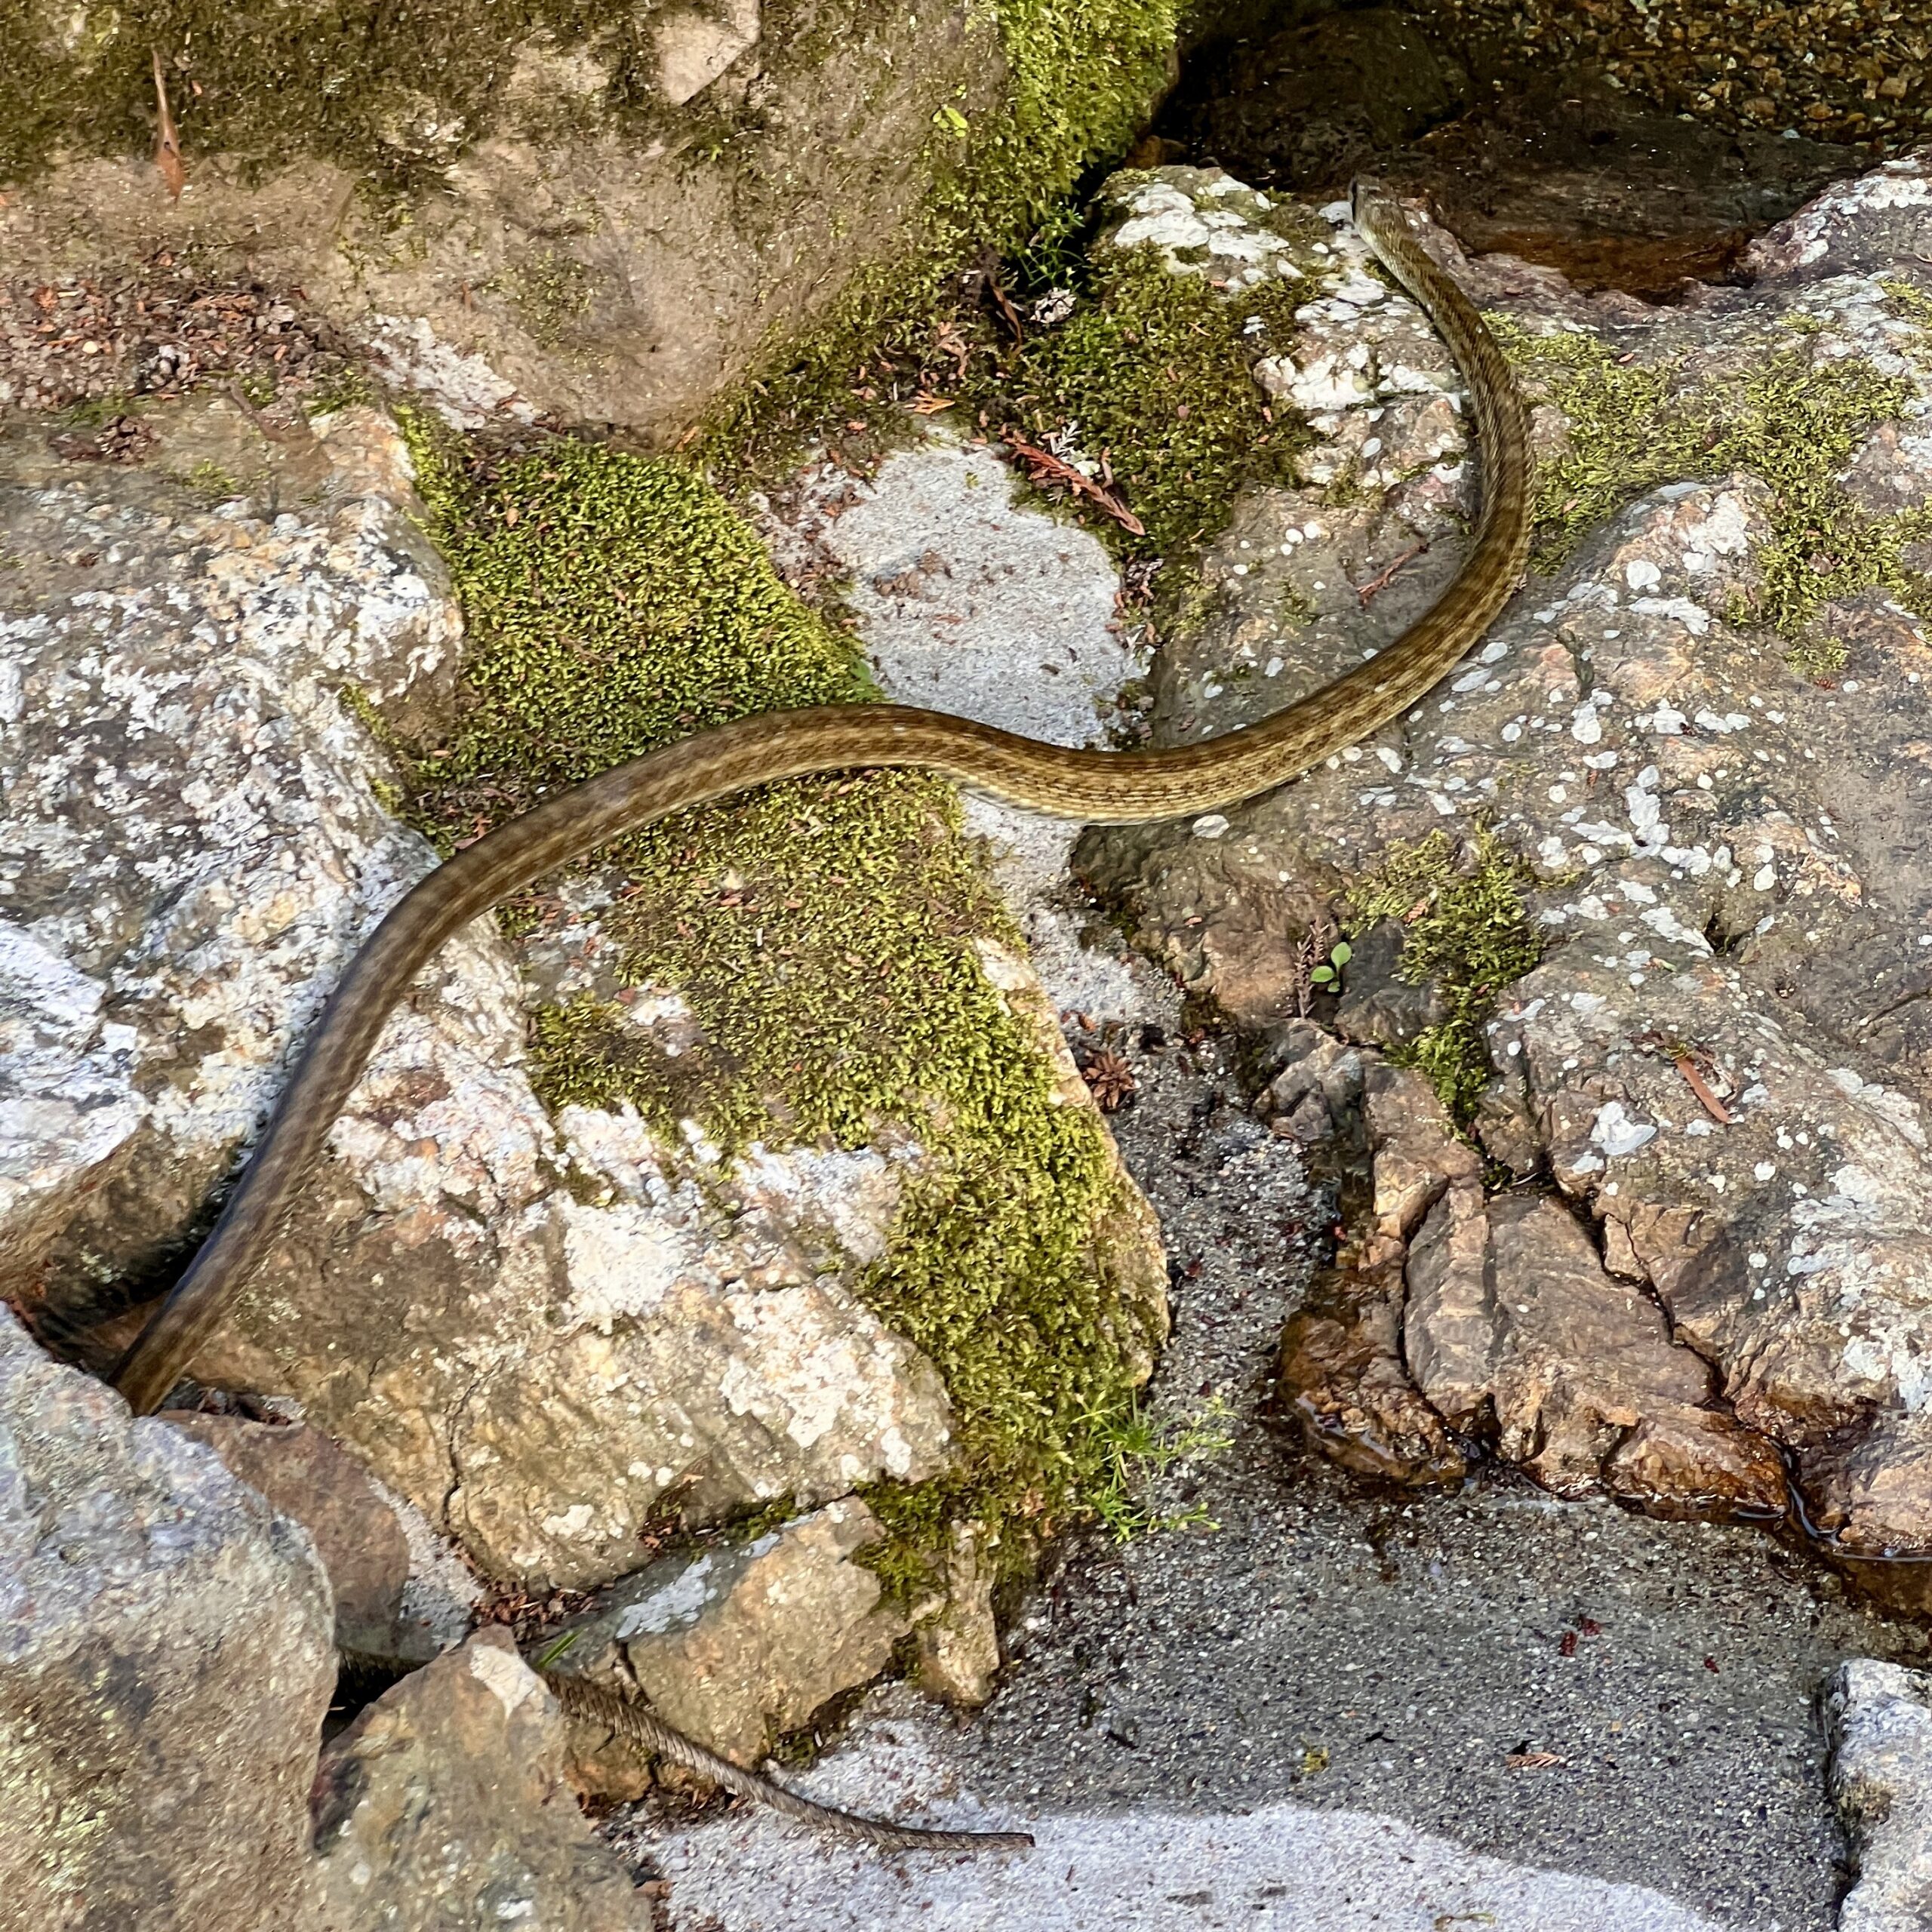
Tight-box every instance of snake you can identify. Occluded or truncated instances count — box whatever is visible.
[109,179,1531,1850]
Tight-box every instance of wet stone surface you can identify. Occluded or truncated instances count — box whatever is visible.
[1164,8,1861,298]
[621,974,1927,1928]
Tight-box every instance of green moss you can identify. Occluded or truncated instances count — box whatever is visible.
[992,248,1309,562]
[1785,632,1850,684]
[180,457,242,501]
[401,417,1151,1591]
[485,250,595,348]
[955,0,1182,269]
[1345,828,1543,1121]
[303,365,380,418]
[702,0,1186,485]
[1490,313,1932,644]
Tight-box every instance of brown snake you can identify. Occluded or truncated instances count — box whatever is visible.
[112,180,1530,1850]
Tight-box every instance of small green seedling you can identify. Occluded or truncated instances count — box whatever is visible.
[1309,940,1352,991]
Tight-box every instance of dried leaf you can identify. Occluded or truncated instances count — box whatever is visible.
[1001,432,1146,537]
[1674,1055,1734,1124]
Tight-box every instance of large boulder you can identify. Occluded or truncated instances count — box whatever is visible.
[0,398,964,1589]
[1088,160,1932,1567]
[0,1309,334,1931]
[0,0,1180,441]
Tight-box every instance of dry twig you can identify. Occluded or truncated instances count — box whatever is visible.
[1001,433,1146,536]
[152,49,186,202]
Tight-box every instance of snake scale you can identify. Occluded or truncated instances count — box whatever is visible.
[110,180,1531,1851]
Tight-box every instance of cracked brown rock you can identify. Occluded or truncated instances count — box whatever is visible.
[160,1411,420,1660]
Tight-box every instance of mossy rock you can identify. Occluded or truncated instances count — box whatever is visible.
[1,0,1186,442]
[398,420,1168,1595]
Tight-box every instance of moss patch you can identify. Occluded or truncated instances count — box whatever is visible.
[401,420,1152,1590]
[989,247,1309,563]
[1491,314,1932,645]
[717,239,1309,631]
[1345,828,1543,1121]
[702,0,1188,486]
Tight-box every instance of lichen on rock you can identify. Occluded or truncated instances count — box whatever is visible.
[1076,157,1932,1571]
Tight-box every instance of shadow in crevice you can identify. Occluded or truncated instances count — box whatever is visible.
[1157,5,1866,300]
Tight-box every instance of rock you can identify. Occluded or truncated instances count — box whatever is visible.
[1278,1241,1469,1486]
[1330,918,1447,1051]
[0,400,959,1592]
[1082,162,1932,1559]
[912,1519,1002,1708]
[657,0,761,106]
[159,1411,417,1660]
[1256,1020,1367,1145]
[0,1308,334,1931]
[0,0,1164,441]
[1168,39,1856,297]
[1096,168,1319,296]
[1411,1192,1786,1517]
[1826,1658,1932,1932]
[1362,1063,1481,1240]
[1278,1065,1471,1484]
[313,1628,651,1932]
[1743,155,1932,285]
[535,1499,909,1797]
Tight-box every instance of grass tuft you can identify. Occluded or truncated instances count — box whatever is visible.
[1346,828,1543,1121]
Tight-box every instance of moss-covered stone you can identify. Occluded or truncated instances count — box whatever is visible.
[1493,313,1932,640]
[1343,828,1543,1121]
[702,0,1191,481]
[400,419,1160,1592]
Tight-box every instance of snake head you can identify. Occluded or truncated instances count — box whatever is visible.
[1348,176,1389,227]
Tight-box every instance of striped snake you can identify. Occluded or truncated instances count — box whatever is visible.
[112,179,1531,1850]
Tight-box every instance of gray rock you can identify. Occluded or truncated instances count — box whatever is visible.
[535,1497,909,1793]
[1826,1658,1932,1932]
[1745,154,1932,285]
[160,1411,419,1660]
[0,1309,334,1931]
[1084,162,1932,1558]
[0,401,958,1591]
[313,1629,651,1931]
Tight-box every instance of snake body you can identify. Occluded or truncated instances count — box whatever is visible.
[112,182,1530,1849]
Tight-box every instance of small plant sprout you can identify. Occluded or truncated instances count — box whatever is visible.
[1309,940,1352,991]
